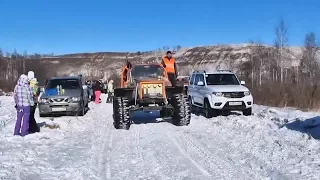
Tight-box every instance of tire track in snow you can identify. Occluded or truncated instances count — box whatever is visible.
[105,129,113,179]
[163,123,259,180]
[162,126,211,177]
[136,123,169,180]
[87,103,114,180]
[97,121,113,179]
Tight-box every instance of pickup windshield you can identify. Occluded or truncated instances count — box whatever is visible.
[46,79,81,89]
[206,74,240,85]
[131,65,164,79]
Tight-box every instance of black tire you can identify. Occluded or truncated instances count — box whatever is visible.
[85,100,89,108]
[243,107,252,116]
[203,99,219,118]
[39,113,46,118]
[113,97,131,130]
[171,94,191,126]
[78,101,85,116]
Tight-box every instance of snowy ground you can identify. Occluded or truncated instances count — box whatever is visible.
[0,94,319,180]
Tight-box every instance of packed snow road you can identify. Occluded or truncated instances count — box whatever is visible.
[0,95,320,180]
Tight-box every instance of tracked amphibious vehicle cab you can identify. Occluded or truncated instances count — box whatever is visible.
[112,62,191,130]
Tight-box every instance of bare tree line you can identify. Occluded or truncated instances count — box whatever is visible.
[238,18,320,110]
[1,18,320,110]
[0,51,55,90]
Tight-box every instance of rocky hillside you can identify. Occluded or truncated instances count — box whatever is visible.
[0,44,306,89]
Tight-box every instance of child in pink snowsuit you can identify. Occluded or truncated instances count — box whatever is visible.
[13,74,34,136]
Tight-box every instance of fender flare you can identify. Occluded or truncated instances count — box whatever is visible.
[204,94,214,108]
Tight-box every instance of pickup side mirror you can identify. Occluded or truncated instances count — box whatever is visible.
[240,81,245,85]
[197,81,204,86]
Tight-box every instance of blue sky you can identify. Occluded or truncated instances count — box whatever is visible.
[0,0,319,55]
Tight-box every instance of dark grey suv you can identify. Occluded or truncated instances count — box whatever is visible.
[38,75,89,117]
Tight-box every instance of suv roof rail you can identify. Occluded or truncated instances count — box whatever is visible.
[193,70,206,74]
[216,70,232,72]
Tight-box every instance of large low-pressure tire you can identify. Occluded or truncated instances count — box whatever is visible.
[171,93,191,126]
[113,97,131,130]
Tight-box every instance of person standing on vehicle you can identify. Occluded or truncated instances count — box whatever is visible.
[106,80,114,103]
[13,74,34,136]
[161,51,177,86]
[93,79,103,104]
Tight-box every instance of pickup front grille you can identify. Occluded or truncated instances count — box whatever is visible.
[223,92,245,98]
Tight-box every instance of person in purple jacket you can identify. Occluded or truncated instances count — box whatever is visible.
[13,74,34,136]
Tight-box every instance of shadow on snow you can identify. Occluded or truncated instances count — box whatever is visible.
[285,116,320,139]
[130,111,171,124]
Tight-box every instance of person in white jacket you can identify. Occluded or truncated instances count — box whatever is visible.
[106,80,114,103]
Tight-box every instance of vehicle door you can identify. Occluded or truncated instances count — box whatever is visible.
[197,74,206,105]
[80,78,88,104]
[193,74,202,104]
[188,74,196,99]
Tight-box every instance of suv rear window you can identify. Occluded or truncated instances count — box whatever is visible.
[46,79,81,89]
[206,74,239,85]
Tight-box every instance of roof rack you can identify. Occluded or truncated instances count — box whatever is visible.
[193,70,206,73]
[216,70,232,72]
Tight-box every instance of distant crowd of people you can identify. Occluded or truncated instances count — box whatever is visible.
[85,79,114,104]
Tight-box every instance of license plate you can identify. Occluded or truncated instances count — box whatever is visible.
[52,107,67,112]
[229,102,242,106]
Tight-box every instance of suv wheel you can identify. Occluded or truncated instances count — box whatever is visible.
[204,99,219,118]
[78,101,85,116]
[243,107,252,116]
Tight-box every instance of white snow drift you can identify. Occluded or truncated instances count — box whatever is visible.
[0,95,319,180]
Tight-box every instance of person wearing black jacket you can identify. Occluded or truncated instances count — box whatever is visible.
[93,79,103,104]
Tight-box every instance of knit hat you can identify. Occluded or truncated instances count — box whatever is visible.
[27,71,35,80]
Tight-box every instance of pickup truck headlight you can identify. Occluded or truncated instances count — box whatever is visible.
[244,91,251,96]
[71,97,81,101]
[40,98,49,103]
[213,92,224,96]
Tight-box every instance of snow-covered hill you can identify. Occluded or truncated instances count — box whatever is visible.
[0,43,311,90]
[0,95,319,180]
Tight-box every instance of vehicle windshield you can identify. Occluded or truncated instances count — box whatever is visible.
[46,79,81,89]
[206,74,240,85]
[131,64,164,79]
[178,77,189,83]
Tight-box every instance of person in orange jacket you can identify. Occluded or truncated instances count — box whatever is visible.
[161,51,177,86]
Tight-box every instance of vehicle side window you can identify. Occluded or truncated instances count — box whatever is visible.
[194,74,200,85]
[199,74,204,83]
[190,74,195,85]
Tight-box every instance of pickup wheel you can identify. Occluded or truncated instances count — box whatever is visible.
[243,107,252,116]
[113,97,131,130]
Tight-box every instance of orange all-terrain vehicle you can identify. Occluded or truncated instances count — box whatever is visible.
[112,62,191,130]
